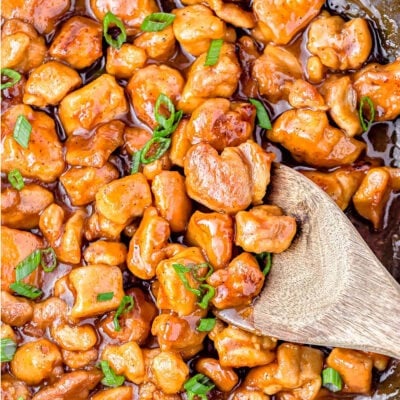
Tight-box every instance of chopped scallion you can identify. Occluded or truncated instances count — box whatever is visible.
[197,284,215,309]
[256,252,272,276]
[99,360,125,387]
[197,318,216,332]
[0,338,17,362]
[154,93,176,130]
[140,137,171,164]
[103,12,127,49]
[40,247,57,273]
[130,150,142,174]
[13,115,32,149]
[184,373,215,400]
[204,39,224,67]
[15,249,41,281]
[172,263,202,297]
[9,282,42,299]
[249,98,272,130]
[113,295,134,331]
[141,12,176,32]
[97,292,114,302]
[1,68,21,90]
[7,169,24,190]
[322,367,343,392]
[192,262,213,281]
[358,96,375,131]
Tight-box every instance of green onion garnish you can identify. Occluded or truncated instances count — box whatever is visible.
[249,98,272,130]
[172,263,202,297]
[197,284,215,309]
[9,282,42,299]
[15,249,41,281]
[204,39,224,67]
[192,262,214,281]
[0,338,17,362]
[7,169,24,190]
[103,12,127,49]
[97,292,114,302]
[197,318,216,332]
[13,115,32,149]
[184,373,215,400]
[140,137,171,164]
[113,295,134,331]
[130,150,142,174]
[322,367,343,392]
[255,252,272,276]
[153,110,182,138]
[154,93,177,131]
[358,96,375,131]
[1,68,21,90]
[141,12,176,32]
[99,360,125,387]
[17,397,25,400]
[40,247,57,273]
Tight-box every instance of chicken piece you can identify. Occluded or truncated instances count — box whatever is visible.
[85,209,128,241]
[106,44,147,79]
[65,120,124,167]
[100,287,157,344]
[123,126,152,155]
[213,325,277,368]
[134,26,176,61]
[30,297,68,331]
[205,0,255,28]
[1,226,43,293]
[353,59,400,121]
[32,370,102,400]
[60,163,119,206]
[186,99,255,151]
[68,264,124,319]
[1,374,31,400]
[138,381,183,400]
[127,207,170,280]
[49,16,102,69]
[252,45,303,103]
[11,339,63,385]
[95,173,152,225]
[186,210,233,270]
[1,105,65,182]
[267,109,365,167]
[102,341,145,384]
[307,13,372,70]
[386,167,400,190]
[59,74,128,136]
[196,358,238,392]
[51,323,97,351]
[288,80,328,111]
[235,205,297,253]
[327,348,373,394]
[230,387,270,399]
[90,0,159,35]
[92,387,133,400]
[39,205,86,264]
[62,348,98,370]
[169,119,191,167]
[152,171,192,232]
[302,167,366,210]
[1,184,54,229]
[156,247,208,316]
[127,64,184,129]
[1,291,33,327]
[1,19,46,73]
[306,56,326,84]
[353,168,392,229]
[363,352,390,371]
[0,323,17,342]
[179,43,241,113]
[246,343,323,398]
[208,252,264,309]
[83,241,127,266]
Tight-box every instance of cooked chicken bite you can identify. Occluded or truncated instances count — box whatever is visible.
[288,79,328,111]
[106,44,147,79]
[134,26,176,61]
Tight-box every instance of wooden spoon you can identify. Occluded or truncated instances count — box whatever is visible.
[216,163,400,359]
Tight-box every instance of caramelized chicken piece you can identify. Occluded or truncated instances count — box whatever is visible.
[179,43,241,113]
[127,207,170,280]
[1,184,54,229]
[30,297,68,332]
[83,241,127,266]
[138,382,183,399]
[169,119,191,167]
[353,167,392,229]
[307,13,372,70]
[59,74,128,136]
[196,358,239,392]
[267,109,365,167]
[49,16,103,69]
[353,59,400,121]
[1,0,70,34]
[208,252,264,309]
[230,387,270,399]
[90,0,159,35]
[306,56,326,84]
[127,64,184,129]
[288,80,328,111]
[92,387,133,400]
[60,163,119,206]
[186,210,233,270]
[0,323,17,342]
[302,167,366,210]
[252,0,324,45]
[186,99,255,151]
[39,205,86,264]
[51,323,97,351]
[152,171,192,233]
[252,45,303,103]
[363,352,391,371]
[62,348,98,370]
[23,61,82,107]
[106,44,147,79]
[1,374,31,400]
[1,19,46,73]
[1,105,65,182]
[320,76,362,137]
[1,291,34,327]
[85,209,128,241]
[1,226,43,293]
[208,0,255,28]
[134,26,176,61]
[386,167,400,190]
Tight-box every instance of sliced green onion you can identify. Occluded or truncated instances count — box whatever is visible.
[249,98,272,130]
[172,263,202,297]
[198,284,215,309]
[141,12,176,32]
[97,292,114,302]
[17,397,25,400]
[358,96,375,131]
[103,12,127,49]
[1,338,17,362]
[9,282,42,299]
[7,169,24,190]
[204,39,224,67]
[322,367,343,392]
[184,373,215,400]
[1,68,21,90]
[197,318,216,332]
[15,249,41,281]
[40,247,57,273]
[13,115,32,149]
[140,137,171,164]
[153,110,183,138]
[130,150,142,174]
[113,295,134,331]
[256,252,272,276]
[192,262,214,281]
[155,93,176,130]
[99,360,125,387]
